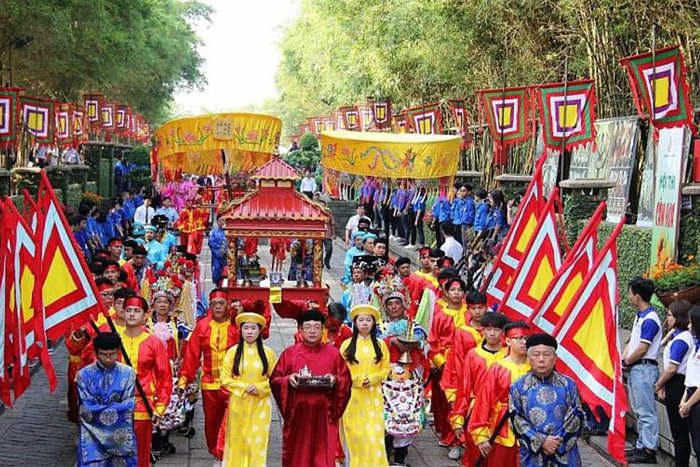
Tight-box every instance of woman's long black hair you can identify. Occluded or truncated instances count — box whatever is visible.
[232,324,269,376]
[690,306,700,341]
[343,316,383,364]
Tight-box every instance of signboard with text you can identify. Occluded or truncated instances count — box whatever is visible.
[650,127,689,269]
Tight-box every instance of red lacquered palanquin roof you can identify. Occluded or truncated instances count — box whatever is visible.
[220,176,328,238]
[251,156,300,180]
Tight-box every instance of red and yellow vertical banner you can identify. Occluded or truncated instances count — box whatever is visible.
[406,102,442,134]
[477,86,530,165]
[535,80,597,151]
[372,99,392,130]
[20,96,55,146]
[0,88,21,148]
[341,106,360,131]
[55,103,73,147]
[83,93,103,128]
[620,45,695,133]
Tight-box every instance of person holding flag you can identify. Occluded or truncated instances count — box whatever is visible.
[468,321,532,466]
[450,312,509,467]
[121,295,172,467]
[178,288,239,462]
[509,333,585,467]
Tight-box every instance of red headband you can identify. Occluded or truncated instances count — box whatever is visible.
[506,327,529,338]
[104,265,120,273]
[210,290,228,301]
[97,282,113,291]
[108,240,123,247]
[124,296,147,311]
[418,247,431,255]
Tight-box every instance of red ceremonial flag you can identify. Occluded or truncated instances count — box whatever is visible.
[406,102,442,134]
[35,171,106,341]
[372,99,392,130]
[356,104,375,132]
[393,112,408,134]
[0,203,14,406]
[484,156,546,306]
[553,217,628,465]
[72,104,87,146]
[529,202,605,334]
[341,106,360,131]
[4,200,57,394]
[498,188,563,321]
[83,93,103,126]
[333,110,346,131]
[449,99,471,148]
[55,103,74,148]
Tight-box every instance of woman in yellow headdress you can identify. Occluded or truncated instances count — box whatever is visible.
[340,305,391,467]
[220,312,277,467]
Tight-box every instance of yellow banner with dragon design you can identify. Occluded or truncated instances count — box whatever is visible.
[153,112,282,179]
[320,130,460,179]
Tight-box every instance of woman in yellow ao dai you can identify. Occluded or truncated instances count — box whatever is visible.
[220,312,278,467]
[340,305,391,467]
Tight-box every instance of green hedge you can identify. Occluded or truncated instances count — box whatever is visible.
[678,208,700,264]
[563,190,653,329]
[0,171,10,196]
[67,183,83,210]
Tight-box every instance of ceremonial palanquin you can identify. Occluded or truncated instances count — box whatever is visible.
[218,156,330,307]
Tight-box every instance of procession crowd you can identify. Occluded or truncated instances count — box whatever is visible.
[62,173,700,467]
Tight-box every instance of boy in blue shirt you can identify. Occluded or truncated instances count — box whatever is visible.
[451,184,465,245]
[473,188,491,241]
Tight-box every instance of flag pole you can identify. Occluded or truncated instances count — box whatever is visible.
[650,24,657,128]
[559,57,569,184]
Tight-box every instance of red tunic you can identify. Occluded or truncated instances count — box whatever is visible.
[468,359,531,466]
[178,315,239,390]
[441,323,483,403]
[403,273,436,317]
[121,332,173,419]
[270,342,352,467]
[449,345,507,467]
[427,300,467,445]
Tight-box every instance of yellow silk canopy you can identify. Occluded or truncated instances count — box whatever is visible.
[320,130,461,179]
[152,112,282,178]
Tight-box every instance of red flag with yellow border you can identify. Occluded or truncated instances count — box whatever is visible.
[35,171,106,341]
[484,156,545,306]
[498,188,563,322]
[553,217,628,465]
[528,202,604,334]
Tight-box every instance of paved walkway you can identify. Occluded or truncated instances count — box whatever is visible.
[0,238,607,466]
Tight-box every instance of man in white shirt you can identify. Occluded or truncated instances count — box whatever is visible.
[155,197,179,227]
[622,277,661,464]
[133,195,155,225]
[345,204,372,244]
[300,169,317,198]
[439,222,463,263]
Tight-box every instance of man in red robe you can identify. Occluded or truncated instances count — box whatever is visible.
[270,309,352,467]
[441,290,489,405]
[450,312,509,467]
[427,276,466,456]
[122,295,173,467]
[293,302,352,349]
[178,288,239,461]
[175,197,209,255]
[468,321,532,467]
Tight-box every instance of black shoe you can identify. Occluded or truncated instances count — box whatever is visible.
[164,442,176,454]
[178,426,196,438]
[325,263,331,270]
[150,450,163,463]
[626,449,656,464]
[624,446,639,456]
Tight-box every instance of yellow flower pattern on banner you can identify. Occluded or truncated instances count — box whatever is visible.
[321,130,460,179]
[153,112,282,177]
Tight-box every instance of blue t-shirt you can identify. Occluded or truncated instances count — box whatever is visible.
[451,198,464,225]
[474,202,491,231]
[438,197,452,222]
[461,196,475,226]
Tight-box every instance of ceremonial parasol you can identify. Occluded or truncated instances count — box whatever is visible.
[320,130,461,179]
[152,112,282,181]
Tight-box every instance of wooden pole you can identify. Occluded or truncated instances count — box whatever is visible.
[559,57,570,183]
[650,24,657,128]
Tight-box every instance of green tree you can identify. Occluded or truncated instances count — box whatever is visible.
[0,0,212,124]
[275,0,700,139]
[284,133,321,171]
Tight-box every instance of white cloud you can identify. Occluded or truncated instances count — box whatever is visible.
[174,0,300,116]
